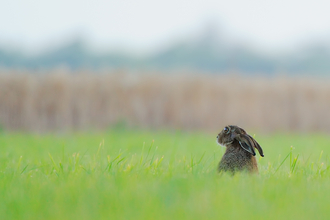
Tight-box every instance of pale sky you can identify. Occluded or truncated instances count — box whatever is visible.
[1,0,330,54]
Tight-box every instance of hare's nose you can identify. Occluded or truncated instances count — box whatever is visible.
[216,135,219,139]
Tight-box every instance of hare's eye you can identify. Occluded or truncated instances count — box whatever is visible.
[223,127,230,133]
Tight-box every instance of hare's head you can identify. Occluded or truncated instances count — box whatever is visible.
[217,125,264,157]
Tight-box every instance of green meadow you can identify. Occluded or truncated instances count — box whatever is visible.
[0,130,330,220]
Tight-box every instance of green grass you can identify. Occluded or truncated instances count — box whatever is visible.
[0,130,330,220]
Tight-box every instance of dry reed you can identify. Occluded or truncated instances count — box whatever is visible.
[1,70,330,133]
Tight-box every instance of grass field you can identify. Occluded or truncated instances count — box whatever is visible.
[0,129,330,220]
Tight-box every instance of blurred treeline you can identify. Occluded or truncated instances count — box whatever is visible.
[1,70,330,133]
[1,34,330,74]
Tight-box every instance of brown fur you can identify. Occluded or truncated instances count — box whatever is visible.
[217,125,264,174]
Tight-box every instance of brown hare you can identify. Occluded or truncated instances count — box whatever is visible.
[217,125,264,173]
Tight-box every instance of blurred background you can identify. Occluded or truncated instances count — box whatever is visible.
[1,0,330,133]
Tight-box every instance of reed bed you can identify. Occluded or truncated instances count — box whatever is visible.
[1,70,330,132]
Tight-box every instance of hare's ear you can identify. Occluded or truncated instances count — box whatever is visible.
[236,134,256,156]
[248,135,264,157]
